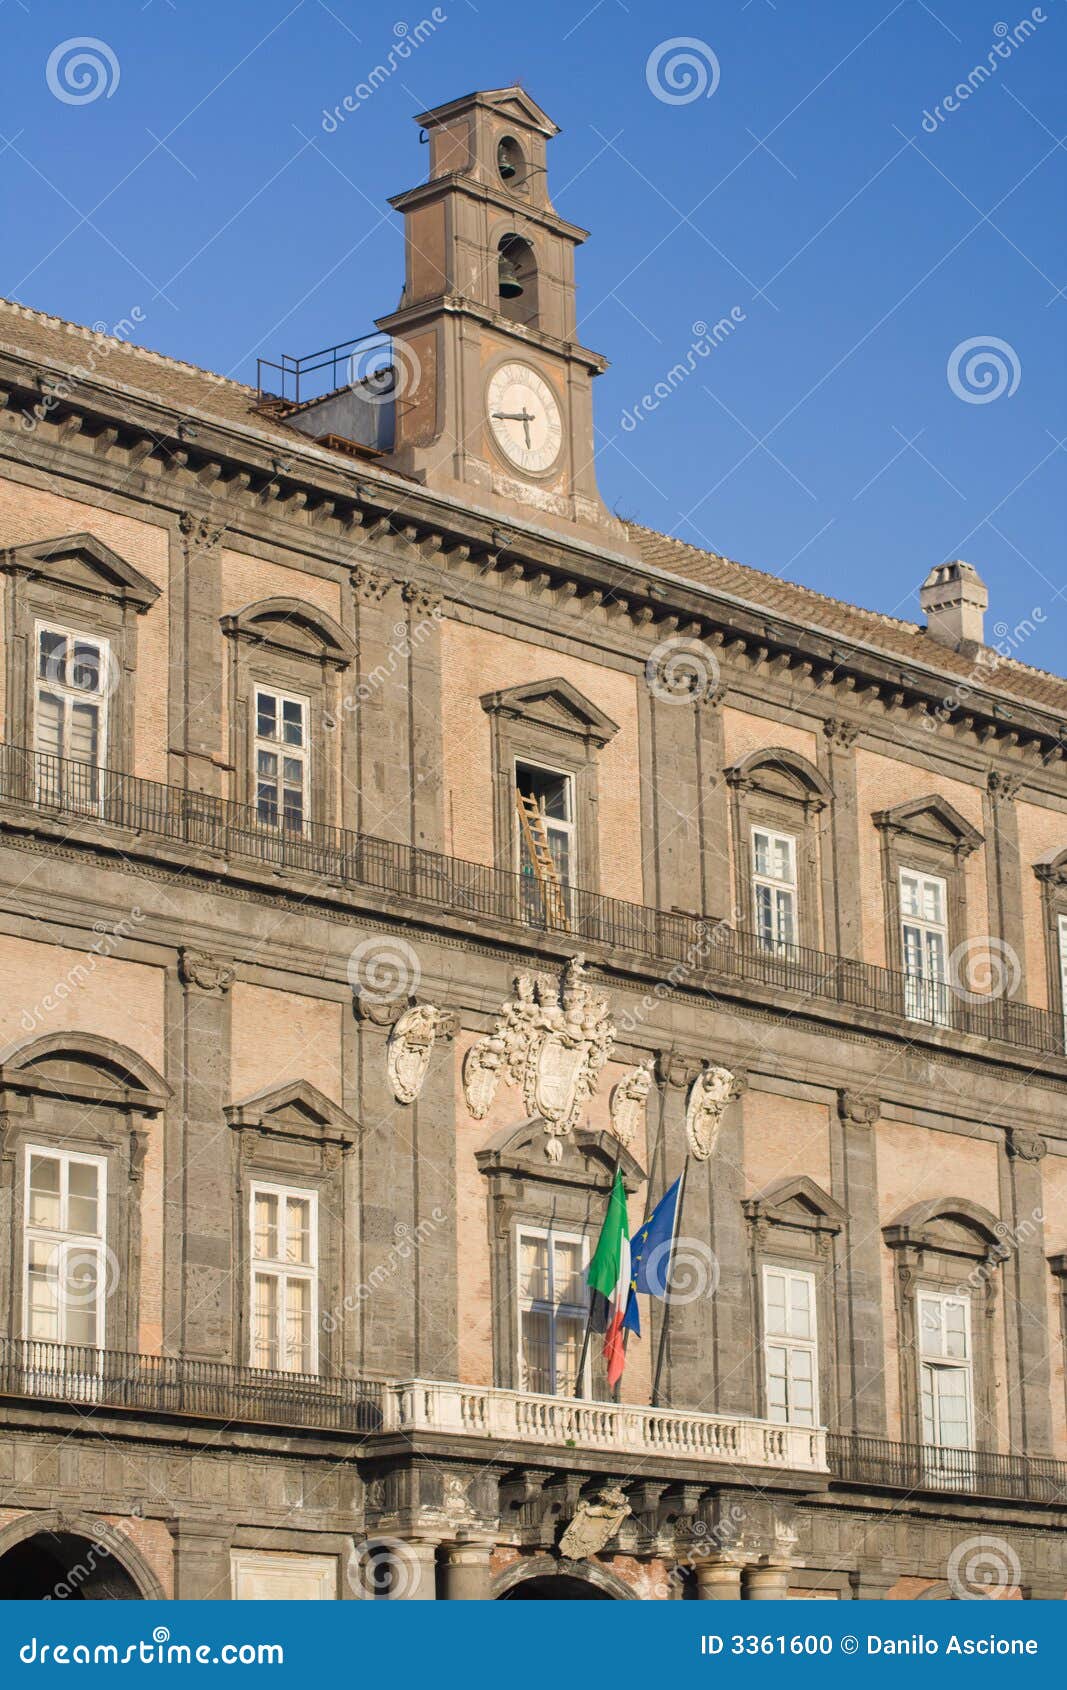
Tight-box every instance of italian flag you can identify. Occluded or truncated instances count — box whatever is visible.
[587,1170,631,1389]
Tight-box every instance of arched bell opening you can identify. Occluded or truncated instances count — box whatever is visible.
[497,235,539,328]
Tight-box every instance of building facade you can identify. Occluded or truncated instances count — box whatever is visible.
[0,86,1066,1601]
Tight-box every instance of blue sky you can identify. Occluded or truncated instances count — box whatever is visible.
[3,0,1064,670]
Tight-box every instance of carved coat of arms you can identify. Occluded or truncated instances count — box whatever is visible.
[558,1486,631,1560]
[609,1056,655,1149]
[387,1004,455,1104]
[463,956,615,1160]
[685,1065,736,1161]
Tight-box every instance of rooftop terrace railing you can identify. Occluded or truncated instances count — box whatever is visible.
[0,743,1062,1061]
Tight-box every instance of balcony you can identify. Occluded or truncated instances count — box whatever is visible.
[827,1432,1067,1508]
[0,743,1062,1062]
[0,1340,825,1474]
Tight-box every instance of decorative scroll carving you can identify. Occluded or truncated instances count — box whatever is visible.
[178,949,235,993]
[350,564,392,603]
[822,717,859,750]
[558,1486,631,1560]
[387,1004,457,1104]
[1007,1129,1047,1163]
[609,1057,655,1149]
[837,1090,880,1126]
[685,1065,737,1162]
[462,957,615,1160]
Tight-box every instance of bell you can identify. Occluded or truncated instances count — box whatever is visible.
[498,256,524,299]
[497,139,517,179]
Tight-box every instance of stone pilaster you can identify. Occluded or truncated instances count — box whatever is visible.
[176,949,234,1360]
[173,513,225,794]
[169,1518,234,1599]
[410,1005,458,1378]
[833,1090,887,1434]
[403,582,447,853]
[984,770,1030,996]
[820,718,862,958]
[350,564,409,843]
[999,1127,1052,1455]
[354,993,418,1377]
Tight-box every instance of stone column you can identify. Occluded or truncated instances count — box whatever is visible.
[819,719,862,958]
[397,1539,439,1600]
[439,1541,494,1601]
[176,949,234,1360]
[169,1519,234,1599]
[743,1561,791,1600]
[834,1090,887,1434]
[694,1555,743,1600]
[1000,1129,1053,1455]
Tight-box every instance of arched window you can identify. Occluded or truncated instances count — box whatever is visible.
[497,234,539,327]
[724,748,832,951]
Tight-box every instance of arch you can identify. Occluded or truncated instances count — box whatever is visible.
[493,1554,634,1600]
[0,1031,170,1114]
[477,1115,646,1194]
[220,596,355,670]
[725,746,833,812]
[497,233,539,327]
[0,1512,164,1600]
[884,1195,1006,1261]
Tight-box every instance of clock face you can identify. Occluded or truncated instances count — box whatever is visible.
[487,363,563,474]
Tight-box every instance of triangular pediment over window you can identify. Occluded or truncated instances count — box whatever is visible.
[743,1174,845,1235]
[481,677,619,747]
[872,793,984,857]
[1,533,160,612]
[225,1079,361,1148]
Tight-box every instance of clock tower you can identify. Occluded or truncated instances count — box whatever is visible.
[377,86,634,552]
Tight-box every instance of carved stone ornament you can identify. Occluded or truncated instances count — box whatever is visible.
[685,1065,736,1162]
[387,1003,457,1105]
[178,949,235,994]
[609,1057,655,1149]
[558,1486,631,1561]
[1007,1129,1047,1163]
[462,956,615,1161]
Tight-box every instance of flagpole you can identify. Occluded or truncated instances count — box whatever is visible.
[650,1150,690,1408]
[574,1134,625,1400]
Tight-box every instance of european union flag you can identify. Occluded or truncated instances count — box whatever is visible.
[622,1177,682,1336]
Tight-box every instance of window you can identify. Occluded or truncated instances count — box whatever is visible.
[516,760,575,923]
[23,1147,107,1349]
[1059,915,1067,1047]
[517,1225,589,1397]
[752,828,798,951]
[254,688,308,832]
[918,1291,974,1485]
[33,623,109,805]
[250,1184,317,1374]
[900,869,950,1025]
[763,1266,818,1426]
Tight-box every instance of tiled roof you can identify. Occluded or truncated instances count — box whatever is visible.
[1,297,1063,721]
[632,527,1067,720]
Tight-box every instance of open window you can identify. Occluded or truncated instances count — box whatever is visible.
[873,795,984,1026]
[33,623,110,810]
[516,1223,589,1397]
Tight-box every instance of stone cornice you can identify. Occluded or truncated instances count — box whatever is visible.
[1,348,1065,767]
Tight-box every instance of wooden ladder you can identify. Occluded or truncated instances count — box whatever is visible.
[515,789,570,930]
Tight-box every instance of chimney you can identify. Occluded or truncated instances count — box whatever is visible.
[919,560,988,652]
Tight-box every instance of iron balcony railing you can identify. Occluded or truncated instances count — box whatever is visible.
[1,742,1063,1060]
[827,1432,1067,1507]
[0,1338,385,1434]
[256,330,397,407]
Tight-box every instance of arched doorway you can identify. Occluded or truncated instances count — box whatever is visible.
[501,1573,613,1600]
[0,1532,144,1599]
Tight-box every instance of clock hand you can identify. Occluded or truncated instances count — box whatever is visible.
[492,407,536,448]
